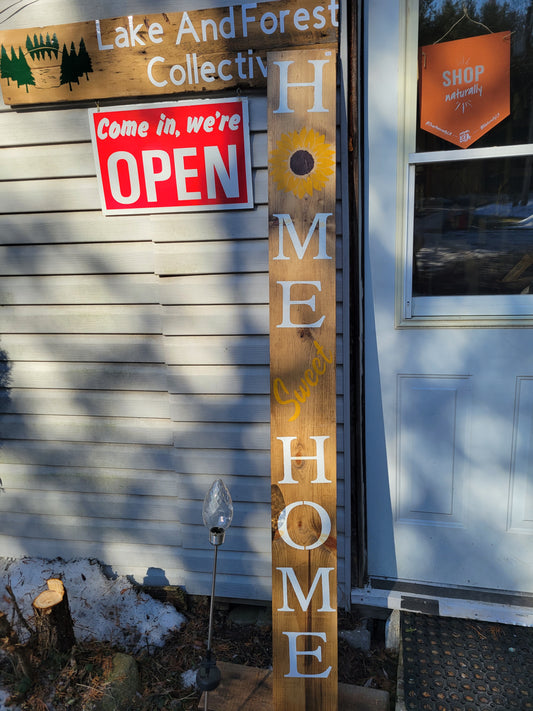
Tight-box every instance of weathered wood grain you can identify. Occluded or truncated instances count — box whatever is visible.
[0,2,338,106]
[268,47,338,710]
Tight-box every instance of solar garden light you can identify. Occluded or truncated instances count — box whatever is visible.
[196,478,233,708]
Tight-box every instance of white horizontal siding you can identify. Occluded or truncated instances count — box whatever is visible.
[0,177,100,212]
[0,170,267,213]
[0,134,268,179]
[0,275,158,304]
[0,414,173,445]
[172,422,269,450]
[160,273,268,304]
[0,143,97,179]
[150,206,269,242]
[8,362,168,390]
[0,108,91,145]
[171,394,270,422]
[1,305,162,333]
[164,334,270,365]
[162,304,269,335]
[1,334,166,362]
[0,212,162,245]
[0,489,181,520]
[0,2,349,601]
[155,240,268,278]
[0,244,155,275]
[0,389,170,418]
[0,440,175,469]
[0,462,167,489]
[173,447,269,478]
[0,514,184,547]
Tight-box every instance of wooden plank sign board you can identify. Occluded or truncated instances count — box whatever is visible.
[0,0,338,106]
[268,47,337,710]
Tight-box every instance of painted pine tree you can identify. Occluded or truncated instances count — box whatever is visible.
[60,43,79,90]
[69,41,81,83]
[0,45,12,84]
[77,38,93,80]
[59,44,70,89]
[15,47,35,92]
[45,33,54,59]
[9,46,35,92]
[25,35,34,58]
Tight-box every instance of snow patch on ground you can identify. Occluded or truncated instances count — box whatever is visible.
[0,557,185,652]
[0,691,11,710]
[0,557,188,709]
[181,668,198,689]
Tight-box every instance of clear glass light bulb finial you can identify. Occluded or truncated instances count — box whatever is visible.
[202,478,233,532]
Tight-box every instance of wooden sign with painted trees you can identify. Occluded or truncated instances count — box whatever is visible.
[0,34,92,93]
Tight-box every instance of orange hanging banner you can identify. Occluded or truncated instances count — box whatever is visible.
[419,31,511,148]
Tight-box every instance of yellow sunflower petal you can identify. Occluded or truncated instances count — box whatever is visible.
[269,128,335,198]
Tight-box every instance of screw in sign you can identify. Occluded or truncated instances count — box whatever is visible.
[419,31,511,149]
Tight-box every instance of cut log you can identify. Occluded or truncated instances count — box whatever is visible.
[0,610,33,681]
[32,578,75,655]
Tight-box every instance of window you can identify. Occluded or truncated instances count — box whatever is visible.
[403,0,533,322]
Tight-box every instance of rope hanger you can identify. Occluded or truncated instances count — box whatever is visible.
[434,3,494,44]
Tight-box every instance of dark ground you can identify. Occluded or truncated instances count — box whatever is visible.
[0,593,397,710]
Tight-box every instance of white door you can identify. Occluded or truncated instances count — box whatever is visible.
[365,0,533,595]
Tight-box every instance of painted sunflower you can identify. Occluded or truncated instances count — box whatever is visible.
[269,127,335,199]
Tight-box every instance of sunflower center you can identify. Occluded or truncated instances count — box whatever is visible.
[290,149,314,176]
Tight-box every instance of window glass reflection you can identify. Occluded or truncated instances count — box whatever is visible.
[413,157,533,296]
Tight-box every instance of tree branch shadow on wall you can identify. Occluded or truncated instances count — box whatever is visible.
[0,346,11,495]
[0,346,12,440]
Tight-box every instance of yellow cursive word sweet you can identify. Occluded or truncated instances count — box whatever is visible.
[273,340,333,422]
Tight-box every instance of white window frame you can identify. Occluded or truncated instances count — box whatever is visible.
[398,0,533,327]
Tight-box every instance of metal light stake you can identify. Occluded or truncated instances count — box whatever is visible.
[196,479,233,711]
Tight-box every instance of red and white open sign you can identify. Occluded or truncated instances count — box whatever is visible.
[89,98,253,215]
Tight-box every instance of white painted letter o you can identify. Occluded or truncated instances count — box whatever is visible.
[277,500,331,550]
[107,152,141,205]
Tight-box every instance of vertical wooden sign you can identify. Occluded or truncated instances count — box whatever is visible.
[268,47,337,711]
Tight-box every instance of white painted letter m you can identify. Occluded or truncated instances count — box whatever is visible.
[277,567,335,612]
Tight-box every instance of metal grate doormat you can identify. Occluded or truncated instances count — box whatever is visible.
[401,611,533,711]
